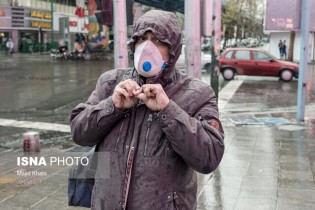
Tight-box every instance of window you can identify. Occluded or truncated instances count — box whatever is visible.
[235,50,250,60]
[253,51,272,61]
[225,51,233,59]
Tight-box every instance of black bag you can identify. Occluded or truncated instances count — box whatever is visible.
[68,70,125,207]
[68,146,98,208]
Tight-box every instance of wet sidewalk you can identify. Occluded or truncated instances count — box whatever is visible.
[197,119,315,210]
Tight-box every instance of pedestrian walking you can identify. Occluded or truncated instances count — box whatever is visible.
[6,38,14,55]
[70,10,224,210]
[278,40,283,59]
[282,40,287,60]
[0,33,4,44]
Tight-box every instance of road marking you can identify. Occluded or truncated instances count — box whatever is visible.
[0,118,70,133]
[218,80,244,110]
[0,177,16,184]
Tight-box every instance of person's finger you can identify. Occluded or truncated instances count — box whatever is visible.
[133,86,143,96]
[143,85,158,97]
[120,80,140,96]
[128,80,141,94]
[135,92,148,103]
[115,87,131,100]
[118,80,133,95]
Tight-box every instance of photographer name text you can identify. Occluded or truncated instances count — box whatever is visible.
[17,170,47,176]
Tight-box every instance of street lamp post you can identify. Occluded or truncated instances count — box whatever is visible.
[296,0,310,121]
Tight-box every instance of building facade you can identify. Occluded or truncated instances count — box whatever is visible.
[0,0,88,53]
[264,0,315,62]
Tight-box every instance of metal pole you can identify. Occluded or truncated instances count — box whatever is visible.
[210,0,221,99]
[50,0,54,49]
[113,0,128,68]
[38,27,41,54]
[185,0,201,79]
[296,0,310,121]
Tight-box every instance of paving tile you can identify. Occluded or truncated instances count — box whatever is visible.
[254,146,280,155]
[277,198,315,210]
[197,188,236,210]
[249,160,279,169]
[280,170,314,181]
[234,198,276,210]
[207,174,243,189]
[279,153,309,163]
[241,176,278,189]
[280,141,307,151]
[278,179,315,190]
[246,165,278,177]
[277,188,315,203]
[251,153,279,162]
[280,161,311,171]
[238,187,277,199]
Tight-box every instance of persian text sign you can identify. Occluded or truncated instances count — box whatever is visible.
[265,0,315,31]
[265,0,301,30]
[31,21,51,29]
[30,11,51,19]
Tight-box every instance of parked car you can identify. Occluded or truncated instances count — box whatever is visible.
[219,48,299,82]
[176,45,212,70]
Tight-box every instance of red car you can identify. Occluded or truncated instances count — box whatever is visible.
[219,48,299,81]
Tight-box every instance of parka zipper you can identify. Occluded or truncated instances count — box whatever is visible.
[143,114,153,157]
[173,192,180,210]
[114,120,125,152]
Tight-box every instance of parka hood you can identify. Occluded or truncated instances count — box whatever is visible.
[128,10,182,84]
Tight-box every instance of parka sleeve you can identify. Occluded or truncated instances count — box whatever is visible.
[70,70,128,146]
[157,86,224,174]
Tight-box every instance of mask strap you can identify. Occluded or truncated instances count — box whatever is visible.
[161,62,167,70]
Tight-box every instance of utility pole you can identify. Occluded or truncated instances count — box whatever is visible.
[38,27,41,54]
[185,0,201,79]
[210,0,221,99]
[296,0,310,121]
[50,0,54,49]
[113,0,128,68]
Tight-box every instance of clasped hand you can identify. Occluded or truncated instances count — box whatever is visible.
[112,79,169,111]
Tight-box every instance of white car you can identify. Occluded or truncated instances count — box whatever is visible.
[176,45,212,70]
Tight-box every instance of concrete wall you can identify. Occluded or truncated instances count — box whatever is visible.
[267,32,315,62]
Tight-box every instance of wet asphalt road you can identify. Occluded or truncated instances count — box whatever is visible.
[0,54,114,121]
[0,54,115,150]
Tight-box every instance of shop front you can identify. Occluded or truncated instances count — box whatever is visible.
[0,6,51,53]
[21,9,52,53]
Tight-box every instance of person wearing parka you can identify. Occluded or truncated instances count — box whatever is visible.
[70,10,224,210]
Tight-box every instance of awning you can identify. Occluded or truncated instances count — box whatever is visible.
[134,0,184,13]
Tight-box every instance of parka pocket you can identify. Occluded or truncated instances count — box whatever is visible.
[164,192,180,210]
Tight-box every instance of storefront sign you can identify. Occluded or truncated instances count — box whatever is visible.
[31,21,51,29]
[30,11,51,19]
[0,9,5,16]
[0,19,11,27]
[69,21,77,27]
